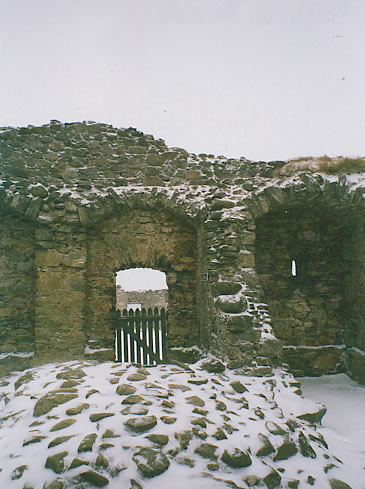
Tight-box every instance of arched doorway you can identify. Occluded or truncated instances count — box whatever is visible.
[85,208,199,362]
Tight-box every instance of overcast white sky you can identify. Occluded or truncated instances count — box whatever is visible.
[0,0,364,160]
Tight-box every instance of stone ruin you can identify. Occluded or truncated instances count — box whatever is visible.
[1,120,364,383]
[116,287,168,312]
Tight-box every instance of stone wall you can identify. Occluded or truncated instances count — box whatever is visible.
[116,288,168,311]
[0,121,365,381]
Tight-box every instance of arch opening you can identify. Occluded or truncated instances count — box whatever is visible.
[85,208,200,363]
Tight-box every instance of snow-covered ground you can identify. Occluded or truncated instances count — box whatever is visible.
[0,360,364,489]
[301,373,365,489]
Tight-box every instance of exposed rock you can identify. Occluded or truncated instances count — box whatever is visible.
[78,433,97,453]
[175,430,193,449]
[133,447,170,478]
[95,454,109,468]
[263,469,282,489]
[56,368,86,380]
[195,443,218,460]
[298,431,316,458]
[212,428,227,440]
[89,412,115,422]
[86,389,100,399]
[121,394,144,405]
[201,359,226,373]
[221,448,252,468]
[168,383,191,392]
[45,452,68,474]
[265,420,287,435]
[23,435,47,446]
[69,458,89,469]
[185,395,205,407]
[33,391,78,416]
[11,465,27,480]
[125,415,158,433]
[297,406,327,424]
[79,470,110,487]
[329,479,353,489]
[50,419,76,431]
[160,416,177,424]
[116,384,137,395]
[127,373,147,381]
[48,435,75,448]
[121,405,149,415]
[230,380,248,393]
[66,403,89,415]
[273,441,298,461]
[146,434,169,446]
[256,433,275,457]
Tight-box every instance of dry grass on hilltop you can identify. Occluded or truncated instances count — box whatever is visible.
[274,155,365,177]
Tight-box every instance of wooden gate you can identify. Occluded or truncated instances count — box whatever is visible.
[113,307,168,365]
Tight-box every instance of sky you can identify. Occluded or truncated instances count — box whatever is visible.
[0,0,364,161]
[117,268,167,290]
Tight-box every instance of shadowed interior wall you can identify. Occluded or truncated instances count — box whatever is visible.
[0,216,35,354]
[255,206,353,376]
[85,209,198,360]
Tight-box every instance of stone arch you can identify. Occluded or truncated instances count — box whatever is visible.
[84,203,200,361]
[252,176,365,380]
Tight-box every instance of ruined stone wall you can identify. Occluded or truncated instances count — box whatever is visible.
[85,209,198,361]
[0,121,365,382]
[255,206,352,376]
[0,216,35,355]
[116,288,168,311]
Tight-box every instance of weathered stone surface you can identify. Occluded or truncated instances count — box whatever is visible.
[256,433,275,457]
[265,421,287,435]
[33,392,78,416]
[216,296,247,314]
[66,403,89,415]
[297,406,327,424]
[45,451,68,474]
[146,434,169,446]
[121,394,144,405]
[23,435,47,446]
[116,384,137,396]
[263,469,281,489]
[160,416,177,424]
[125,415,157,433]
[48,435,75,448]
[79,470,109,487]
[230,380,248,393]
[329,479,353,489]
[194,443,218,460]
[133,447,170,478]
[78,433,97,453]
[175,430,193,449]
[89,412,115,422]
[121,405,149,415]
[298,431,316,458]
[221,448,252,468]
[273,441,298,461]
[127,373,147,381]
[50,418,76,431]
[11,465,27,480]
[185,395,205,407]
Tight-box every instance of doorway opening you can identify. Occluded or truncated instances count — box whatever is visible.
[115,268,168,364]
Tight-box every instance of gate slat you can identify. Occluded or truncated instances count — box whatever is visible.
[152,307,160,363]
[160,307,167,363]
[147,308,154,365]
[122,309,129,362]
[135,309,142,364]
[141,308,148,365]
[128,309,136,363]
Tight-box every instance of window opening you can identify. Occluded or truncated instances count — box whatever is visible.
[115,268,168,364]
[291,259,297,277]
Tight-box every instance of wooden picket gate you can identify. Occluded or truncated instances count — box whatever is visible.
[113,307,168,365]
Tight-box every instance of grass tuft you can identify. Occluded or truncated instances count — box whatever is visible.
[274,155,365,177]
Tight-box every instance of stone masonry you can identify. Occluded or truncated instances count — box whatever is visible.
[116,287,168,311]
[0,120,365,383]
